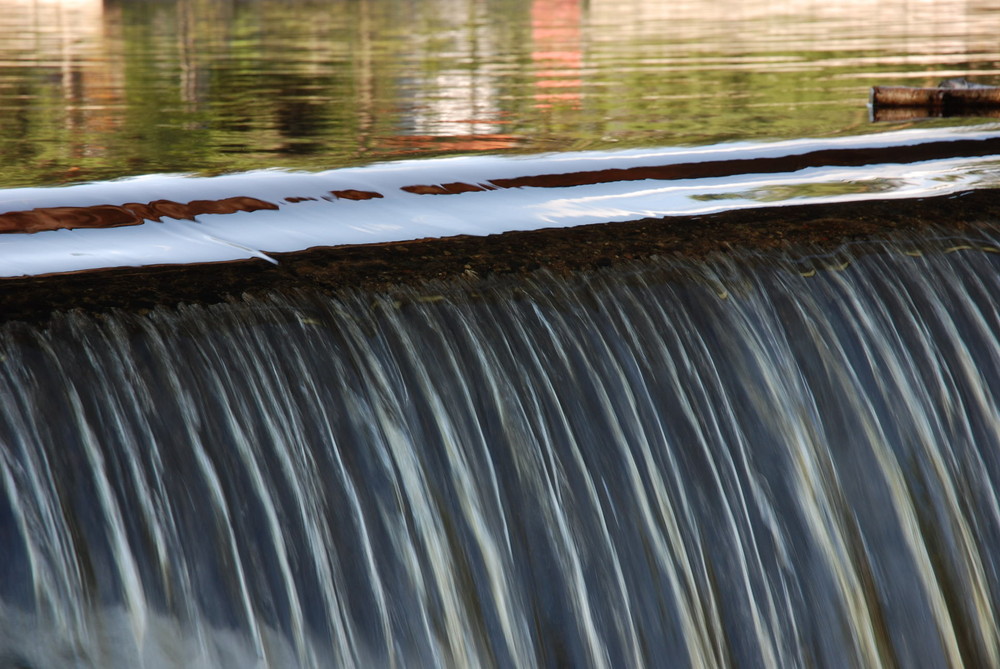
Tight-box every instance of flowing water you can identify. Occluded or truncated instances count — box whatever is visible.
[4,229,1000,667]
[4,0,1000,667]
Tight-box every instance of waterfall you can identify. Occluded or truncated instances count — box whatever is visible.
[3,226,1000,668]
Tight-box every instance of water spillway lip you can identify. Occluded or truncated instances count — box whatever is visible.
[2,126,1000,234]
[0,125,998,283]
[3,186,1000,326]
[399,134,1000,193]
[4,131,999,236]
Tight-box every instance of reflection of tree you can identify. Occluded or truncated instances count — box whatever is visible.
[378,0,521,154]
[0,0,122,183]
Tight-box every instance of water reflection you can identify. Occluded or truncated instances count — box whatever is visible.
[1,0,999,187]
[531,0,582,108]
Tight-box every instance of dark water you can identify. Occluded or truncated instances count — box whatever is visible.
[1,0,999,187]
[4,229,1000,666]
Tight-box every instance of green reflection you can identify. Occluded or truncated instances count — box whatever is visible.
[0,0,996,187]
[693,179,906,203]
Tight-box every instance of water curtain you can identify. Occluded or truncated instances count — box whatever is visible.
[3,230,1000,667]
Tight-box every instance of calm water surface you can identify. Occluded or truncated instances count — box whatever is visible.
[1,0,1000,187]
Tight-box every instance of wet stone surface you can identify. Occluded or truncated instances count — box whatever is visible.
[2,188,999,325]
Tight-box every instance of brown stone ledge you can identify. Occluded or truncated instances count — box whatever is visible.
[2,188,999,325]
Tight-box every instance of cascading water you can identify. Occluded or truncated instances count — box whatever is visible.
[3,225,1000,667]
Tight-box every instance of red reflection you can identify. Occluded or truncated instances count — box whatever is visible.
[402,183,491,195]
[0,196,279,234]
[531,0,583,108]
[329,189,384,201]
[0,205,140,234]
[378,134,521,156]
